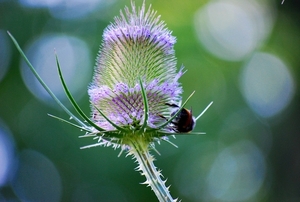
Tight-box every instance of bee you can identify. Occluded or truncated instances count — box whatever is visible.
[164,103,196,133]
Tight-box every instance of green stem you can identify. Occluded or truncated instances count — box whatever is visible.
[129,138,176,202]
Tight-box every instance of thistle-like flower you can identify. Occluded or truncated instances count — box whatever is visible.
[8,1,212,201]
[87,1,186,149]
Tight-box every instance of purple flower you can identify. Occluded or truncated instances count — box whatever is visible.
[8,2,212,200]
[88,1,183,135]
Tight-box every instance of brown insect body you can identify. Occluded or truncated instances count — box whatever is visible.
[166,103,195,133]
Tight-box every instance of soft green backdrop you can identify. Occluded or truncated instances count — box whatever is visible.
[0,0,299,201]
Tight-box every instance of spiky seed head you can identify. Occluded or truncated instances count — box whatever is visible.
[88,1,183,134]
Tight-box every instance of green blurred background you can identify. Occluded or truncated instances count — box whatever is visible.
[0,0,299,201]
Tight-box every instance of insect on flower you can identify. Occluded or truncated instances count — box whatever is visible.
[166,103,195,133]
[7,1,213,201]
[159,103,195,133]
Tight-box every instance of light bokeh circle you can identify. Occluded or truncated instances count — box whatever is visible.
[12,149,62,202]
[240,52,295,118]
[194,0,274,61]
[20,34,92,107]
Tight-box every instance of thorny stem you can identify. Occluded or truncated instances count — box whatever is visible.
[129,137,175,202]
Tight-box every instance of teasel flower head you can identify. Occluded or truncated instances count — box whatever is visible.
[8,1,212,201]
[86,1,191,151]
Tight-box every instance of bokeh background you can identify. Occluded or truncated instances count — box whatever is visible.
[0,0,299,201]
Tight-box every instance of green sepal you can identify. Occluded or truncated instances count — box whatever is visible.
[155,131,206,137]
[55,53,106,132]
[91,102,127,132]
[47,114,92,133]
[7,31,87,128]
[195,101,213,121]
[138,77,149,132]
